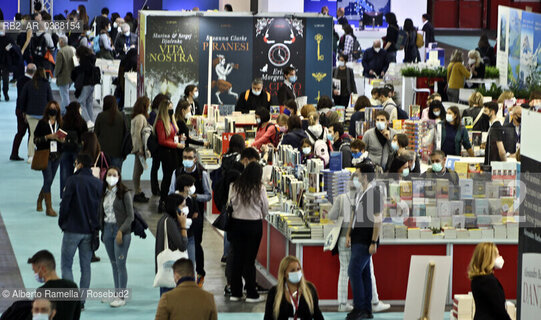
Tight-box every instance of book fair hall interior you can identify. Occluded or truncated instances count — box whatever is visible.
[2,0,541,319]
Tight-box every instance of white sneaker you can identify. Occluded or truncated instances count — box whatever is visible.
[372,301,391,312]
[338,303,354,312]
[27,157,33,164]
[110,299,126,308]
[86,120,94,129]
[229,296,242,302]
[245,296,264,303]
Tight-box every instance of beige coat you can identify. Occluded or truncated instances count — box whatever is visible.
[54,45,75,86]
[155,281,217,320]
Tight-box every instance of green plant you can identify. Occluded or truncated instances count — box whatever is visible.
[485,66,500,79]
[401,67,418,77]
[400,66,447,78]
[476,83,503,99]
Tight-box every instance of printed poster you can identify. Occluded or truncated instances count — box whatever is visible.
[497,5,509,86]
[253,17,306,104]
[143,16,199,104]
[198,17,253,107]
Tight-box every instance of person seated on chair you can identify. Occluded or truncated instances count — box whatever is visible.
[235,78,271,114]
[362,40,389,79]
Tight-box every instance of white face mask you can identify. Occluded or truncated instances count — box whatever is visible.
[337,61,345,67]
[353,178,362,189]
[494,256,504,269]
[181,206,190,215]
[86,31,91,37]
[252,89,262,96]
[32,314,49,320]
[107,26,111,32]
[374,47,381,53]
[124,31,130,37]
[376,121,386,131]
[193,91,199,99]
[188,185,196,195]
[468,58,476,65]
[118,26,122,32]
[446,114,454,123]
[106,176,119,187]
[288,270,303,284]
[433,110,441,117]
[113,22,118,28]
[256,118,261,124]
[302,147,311,155]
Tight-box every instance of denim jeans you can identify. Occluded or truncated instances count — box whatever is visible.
[42,157,60,193]
[58,84,70,115]
[60,151,77,198]
[61,232,93,293]
[78,85,95,122]
[348,243,373,312]
[187,235,196,274]
[102,223,131,289]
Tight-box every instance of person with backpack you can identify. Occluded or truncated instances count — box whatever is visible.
[362,40,389,79]
[60,102,88,199]
[252,108,279,150]
[77,24,92,49]
[329,123,352,168]
[300,138,315,164]
[305,111,331,165]
[71,46,99,126]
[380,87,398,121]
[338,24,358,63]
[235,78,271,114]
[95,27,114,60]
[282,115,308,152]
[31,23,55,77]
[98,166,134,308]
[383,12,402,64]
[332,54,357,107]
[403,19,420,63]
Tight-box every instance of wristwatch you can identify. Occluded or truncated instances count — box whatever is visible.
[370,240,378,244]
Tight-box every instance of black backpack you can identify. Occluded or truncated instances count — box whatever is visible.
[396,106,409,120]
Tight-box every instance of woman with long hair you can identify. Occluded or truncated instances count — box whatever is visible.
[252,107,278,150]
[350,96,371,138]
[476,33,496,66]
[184,85,201,115]
[95,95,126,170]
[446,50,471,102]
[467,50,485,80]
[228,162,268,302]
[440,106,474,157]
[99,166,134,308]
[33,101,64,216]
[154,99,183,213]
[384,12,399,63]
[149,93,169,196]
[130,96,150,203]
[77,5,89,26]
[21,67,53,162]
[264,256,323,320]
[174,100,207,149]
[468,242,511,320]
[463,92,489,132]
[72,45,97,126]
[60,101,88,198]
[403,18,419,63]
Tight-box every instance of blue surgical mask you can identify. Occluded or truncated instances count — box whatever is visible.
[289,76,297,83]
[34,272,45,284]
[353,178,362,189]
[288,270,302,284]
[283,108,291,116]
[432,162,443,173]
[183,160,194,168]
[352,152,362,158]
[327,133,334,141]
[376,121,386,131]
[32,314,49,320]
[402,168,410,177]
[252,89,262,96]
[302,147,311,155]
[391,141,399,151]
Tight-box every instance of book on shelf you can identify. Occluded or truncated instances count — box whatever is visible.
[474,198,489,216]
[454,162,469,180]
[412,178,425,198]
[449,201,463,216]
[448,184,461,201]
[436,179,449,199]
[437,199,450,217]
[399,180,413,200]
[459,179,473,199]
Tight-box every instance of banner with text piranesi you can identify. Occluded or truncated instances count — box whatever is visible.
[139,12,333,107]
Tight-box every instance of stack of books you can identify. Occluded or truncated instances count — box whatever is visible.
[322,170,351,204]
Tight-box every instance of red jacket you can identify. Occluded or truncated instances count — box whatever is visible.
[252,123,278,150]
[156,119,178,149]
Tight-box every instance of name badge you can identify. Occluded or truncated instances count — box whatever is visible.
[50,141,58,153]
[174,136,179,144]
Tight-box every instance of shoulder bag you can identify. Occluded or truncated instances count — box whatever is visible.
[153,218,188,288]
[91,152,109,180]
[31,149,49,171]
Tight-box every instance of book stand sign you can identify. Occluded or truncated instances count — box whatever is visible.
[404,256,451,320]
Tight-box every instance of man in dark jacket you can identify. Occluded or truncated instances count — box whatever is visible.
[10,63,36,161]
[421,14,435,47]
[235,78,271,113]
[59,153,102,307]
[113,23,137,59]
[329,123,352,168]
[0,29,17,100]
[277,66,297,106]
[362,40,389,78]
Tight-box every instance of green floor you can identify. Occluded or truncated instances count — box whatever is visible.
[0,83,450,319]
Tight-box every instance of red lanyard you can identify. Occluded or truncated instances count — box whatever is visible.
[288,287,299,320]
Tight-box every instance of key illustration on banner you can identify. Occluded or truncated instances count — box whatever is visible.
[315,33,324,61]
[312,72,327,82]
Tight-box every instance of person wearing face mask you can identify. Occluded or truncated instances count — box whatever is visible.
[98,167,133,307]
[300,139,314,164]
[332,54,357,107]
[386,134,413,172]
[95,27,115,60]
[276,113,289,137]
[362,40,389,79]
[437,106,474,157]
[155,194,189,296]
[109,15,122,43]
[421,150,459,185]
[228,162,268,303]
[468,242,511,320]
[59,153,102,310]
[462,92,489,132]
[71,46,97,127]
[33,101,65,216]
[252,108,280,150]
[174,100,209,150]
[483,102,507,165]
[28,250,81,320]
[467,50,485,81]
[277,66,297,105]
[503,104,522,157]
[183,85,201,115]
[264,256,323,320]
[77,24,92,49]
[114,23,137,59]
[329,123,353,168]
[155,99,184,213]
[169,148,212,287]
[53,36,75,115]
[350,96,371,138]
[388,155,411,180]
[351,139,369,166]
[362,110,396,171]
[31,299,57,320]
[421,93,443,122]
[235,78,271,114]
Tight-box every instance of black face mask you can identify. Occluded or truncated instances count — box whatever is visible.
[48,108,58,117]
[515,116,521,124]
[168,109,174,118]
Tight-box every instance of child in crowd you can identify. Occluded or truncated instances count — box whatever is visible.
[370,88,381,106]
[351,139,368,165]
[301,139,314,164]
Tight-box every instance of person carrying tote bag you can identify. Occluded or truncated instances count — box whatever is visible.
[154,194,189,296]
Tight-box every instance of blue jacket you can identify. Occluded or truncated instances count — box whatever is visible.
[281,129,307,152]
[59,168,103,234]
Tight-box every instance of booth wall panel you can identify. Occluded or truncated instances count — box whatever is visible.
[458,0,483,29]
[372,244,447,300]
[269,226,287,277]
[452,244,517,299]
[257,219,268,269]
[433,0,459,28]
[162,0,219,11]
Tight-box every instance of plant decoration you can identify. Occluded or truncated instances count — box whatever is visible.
[400,66,447,78]
[484,66,500,79]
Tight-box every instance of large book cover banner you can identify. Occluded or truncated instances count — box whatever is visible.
[137,13,146,98]
[305,17,333,104]
[142,16,199,104]
[198,17,253,106]
[253,17,306,104]
[496,6,509,86]
[517,111,541,320]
